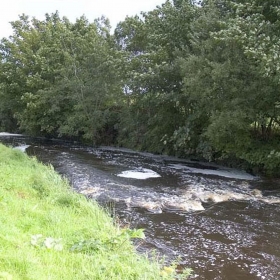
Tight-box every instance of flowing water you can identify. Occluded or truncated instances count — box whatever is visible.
[1,133,280,280]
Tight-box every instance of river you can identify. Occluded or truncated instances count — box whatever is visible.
[1,133,280,280]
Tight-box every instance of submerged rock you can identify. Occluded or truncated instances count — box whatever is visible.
[162,200,205,212]
[183,186,266,205]
[125,196,205,213]
[125,198,162,213]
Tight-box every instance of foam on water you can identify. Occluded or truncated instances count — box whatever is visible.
[0,132,23,136]
[117,168,161,179]
[168,163,256,180]
[13,145,30,152]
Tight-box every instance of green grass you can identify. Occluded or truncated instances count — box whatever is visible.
[0,144,191,279]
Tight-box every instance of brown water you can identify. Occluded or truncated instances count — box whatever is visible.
[1,134,280,280]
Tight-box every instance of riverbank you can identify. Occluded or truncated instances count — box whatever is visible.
[0,144,191,279]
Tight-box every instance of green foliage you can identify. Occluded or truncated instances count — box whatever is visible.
[116,1,199,154]
[0,13,123,143]
[212,0,280,80]
[177,0,280,174]
[70,228,145,254]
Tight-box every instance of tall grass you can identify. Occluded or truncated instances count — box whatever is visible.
[0,144,191,279]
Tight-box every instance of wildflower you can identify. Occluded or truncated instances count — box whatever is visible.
[31,234,43,246]
[164,266,175,274]
[44,237,55,249]
[43,237,63,251]
[160,270,168,277]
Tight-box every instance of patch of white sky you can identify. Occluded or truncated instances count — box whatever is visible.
[0,0,165,39]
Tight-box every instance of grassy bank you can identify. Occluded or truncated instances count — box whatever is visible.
[0,144,191,279]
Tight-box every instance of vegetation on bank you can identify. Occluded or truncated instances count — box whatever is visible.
[0,144,191,279]
[0,0,280,176]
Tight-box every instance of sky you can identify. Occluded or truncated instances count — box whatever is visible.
[0,0,165,39]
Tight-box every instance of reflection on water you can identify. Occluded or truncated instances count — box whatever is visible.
[1,135,280,280]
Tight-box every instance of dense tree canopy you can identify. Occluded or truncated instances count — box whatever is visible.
[0,12,122,144]
[1,0,280,175]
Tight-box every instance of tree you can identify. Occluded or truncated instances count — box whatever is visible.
[0,13,123,144]
[213,0,280,80]
[116,1,199,154]
[180,0,280,173]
